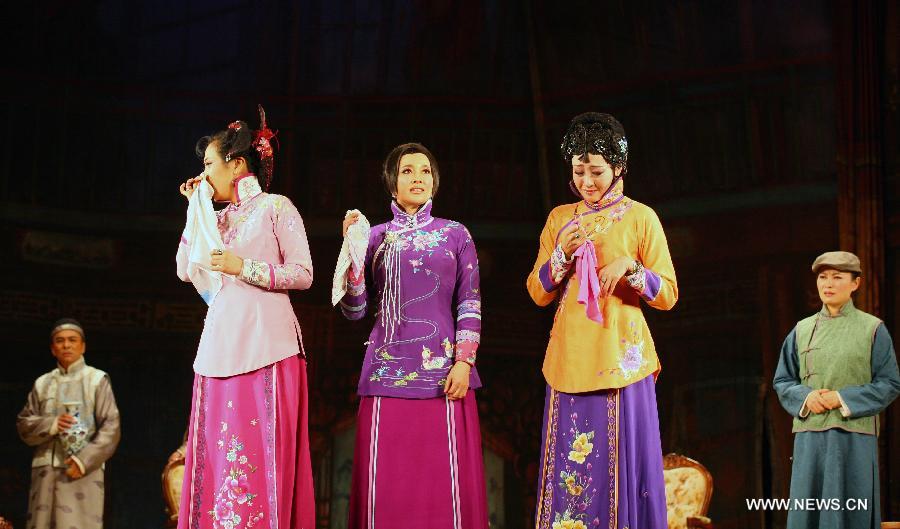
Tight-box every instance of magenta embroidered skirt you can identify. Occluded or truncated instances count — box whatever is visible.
[348,391,489,529]
[534,375,667,529]
[178,355,315,529]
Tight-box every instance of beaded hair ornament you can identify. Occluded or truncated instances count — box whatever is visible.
[560,112,628,199]
[225,104,278,190]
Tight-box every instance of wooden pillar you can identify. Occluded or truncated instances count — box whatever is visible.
[759,264,795,529]
[885,0,900,518]
[834,0,885,316]
[524,0,552,213]
[835,0,892,520]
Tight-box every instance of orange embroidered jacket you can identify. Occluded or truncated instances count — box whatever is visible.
[526,194,678,392]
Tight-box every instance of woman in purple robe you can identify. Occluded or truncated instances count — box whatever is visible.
[338,143,489,529]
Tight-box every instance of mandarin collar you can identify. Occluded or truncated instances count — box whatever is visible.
[818,298,856,319]
[231,174,263,207]
[57,357,86,376]
[584,176,625,212]
[390,199,434,229]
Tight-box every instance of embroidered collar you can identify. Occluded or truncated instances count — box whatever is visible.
[819,298,856,319]
[57,357,86,376]
[390,199,434,229]
[583,177,625,211]
[232,174,263,207]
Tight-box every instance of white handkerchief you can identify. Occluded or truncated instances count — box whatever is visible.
[332,210,371,306]
[182,178,226,305]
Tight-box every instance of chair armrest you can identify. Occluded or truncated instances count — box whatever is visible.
[161,455,186,527]
[687,515,714,529]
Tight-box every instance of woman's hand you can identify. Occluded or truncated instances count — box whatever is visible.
[342,211,360,237]
[597,256,634,297]
[179,174,204,200]
[805,389,830,414]
[444,361,471,400]
[210,250,243,275]
[559,223,583,259]
[818,389,843,411]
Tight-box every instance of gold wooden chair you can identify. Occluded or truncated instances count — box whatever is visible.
[161,450,186,527]
[663,453,714,529]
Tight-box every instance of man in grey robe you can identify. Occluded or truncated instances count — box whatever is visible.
[17,318,121,529]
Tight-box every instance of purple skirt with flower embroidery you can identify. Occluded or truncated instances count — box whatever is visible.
[534,375,667,529]
[178,355,315,529]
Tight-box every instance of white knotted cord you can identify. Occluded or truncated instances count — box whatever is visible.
[373,202,436,348]
[379,232,404,344]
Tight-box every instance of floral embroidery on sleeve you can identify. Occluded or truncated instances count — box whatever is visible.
[625,260,646,292]
[273,264,309,290]
[341,263,368,320]
[270,195,314,290]
[550,244,574,284]
[240,258,273,290]
[455,329,480,365]
[346,268,365,296]
[457,299,481,322]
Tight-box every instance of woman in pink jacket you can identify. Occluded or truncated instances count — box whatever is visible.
[176,107,315,529]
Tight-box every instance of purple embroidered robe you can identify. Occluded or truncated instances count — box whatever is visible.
[341,200,482,398]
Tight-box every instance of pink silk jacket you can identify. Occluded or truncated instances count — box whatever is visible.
[177,174,314,377]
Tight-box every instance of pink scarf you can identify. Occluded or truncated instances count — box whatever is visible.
[572,240,604,324]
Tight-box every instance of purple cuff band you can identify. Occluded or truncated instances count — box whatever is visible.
[538,260,557,292]
[642,269,662,301]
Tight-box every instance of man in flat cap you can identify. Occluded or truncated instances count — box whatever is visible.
[774,251,900,529]
[16,319,121,529]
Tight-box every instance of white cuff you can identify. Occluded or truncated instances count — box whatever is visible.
[836,391,852,417]
[70,455,86,475]
[49,419,59,436]
[798,393,812,418]
[556,244,574,264]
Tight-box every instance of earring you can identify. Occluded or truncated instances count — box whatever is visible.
[568,180,581,197]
